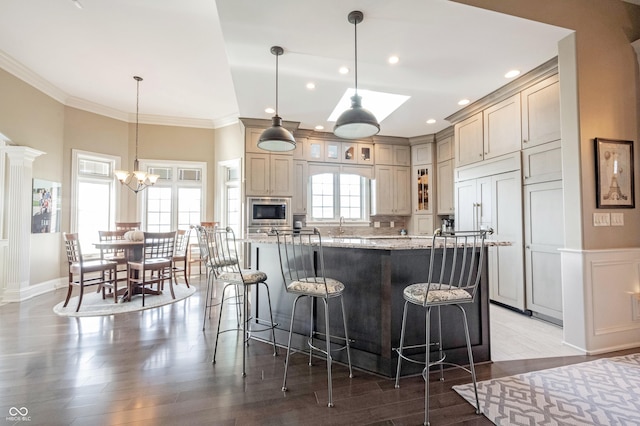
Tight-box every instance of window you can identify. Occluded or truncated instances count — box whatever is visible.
[71,150,119,256]
[140,160,206,232]
[309,173,369,222]
[219,159,242,236]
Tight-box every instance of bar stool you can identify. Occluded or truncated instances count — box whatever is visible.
[207,226,278,377]
[274,228,353,408]
[394,228,490,426]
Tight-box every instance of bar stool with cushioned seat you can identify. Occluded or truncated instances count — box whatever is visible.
[275,227,353,408]
[208,226,278,377]
[394,228,490,426]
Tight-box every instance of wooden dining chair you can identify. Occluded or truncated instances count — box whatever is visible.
[126,231,176,306]
[98,230,128,283]
[63,233,118,312]
[115,221,141,231]
[172,229,190,288]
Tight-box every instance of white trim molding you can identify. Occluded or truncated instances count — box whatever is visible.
[561,247,640,354]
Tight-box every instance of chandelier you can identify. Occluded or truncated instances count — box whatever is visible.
[114,76,159,193]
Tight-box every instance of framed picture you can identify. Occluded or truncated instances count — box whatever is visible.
[595,138,634,208]
[31,179,61,233]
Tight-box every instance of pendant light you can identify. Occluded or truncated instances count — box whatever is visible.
[258,46,296,152]
[114,76,159,193]
[334,10,380,140]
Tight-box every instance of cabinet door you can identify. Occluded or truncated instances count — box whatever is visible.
[455,112,484,167]
[270,155,293,196]
[483,93,522,160]
[374,144,393,165]
[245,153,270,196]
[524,180,564,320]
[412,144,433,166]
[358,143,374,165]
[293,160,308,214]
[306,139,324,161]
[489,171,525,311]
[245,128,265,154]
[372,165,393,215]
[522,74,561,148]
[293,136,306,160]
[394,166,411,215]
[394,146,411,166]
[436,159,454,214]
[522,140,562,185]
[455,179,477,231]
[341,142,357,164]
[412,165,432,214]
[436,136,453,162]
[413,214,433,235]
[325,141,341,163]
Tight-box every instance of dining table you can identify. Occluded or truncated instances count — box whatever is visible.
[92,239,163,301]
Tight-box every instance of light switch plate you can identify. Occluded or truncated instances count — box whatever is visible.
[593,212,610,227]
[611,212,624,226]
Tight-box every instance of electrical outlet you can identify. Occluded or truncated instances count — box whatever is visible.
[374,221,380,228]
[611,212,624,226]
[593,212,610,227]
[390,221,395,228]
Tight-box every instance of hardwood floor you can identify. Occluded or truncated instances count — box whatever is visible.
[1,275,638,426]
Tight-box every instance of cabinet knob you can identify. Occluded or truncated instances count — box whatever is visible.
[523,139,528,144]
[479,154,482,158]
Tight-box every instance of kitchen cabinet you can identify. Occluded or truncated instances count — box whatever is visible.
[522,140,562,185]
[412,165,432,214]
[436,136,453,163]
[436,159,454,214]
[483,93,522,160]
[324,141,341,163]
[342,142,374,164]
[306,138,324,161]
[372,165,411,215]
[375,144,410,166]
[411,143,433,166]
[412,214,433,235]
[292,136,306,160]
[292,160,308,214]
[245,153,293,196]
[521,74,560,148]
[454,112,483,167]
[524,179,564,322]
[455,169,524,311]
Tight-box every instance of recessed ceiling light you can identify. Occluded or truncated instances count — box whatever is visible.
[328,88,410,123]
[315,125,325,131]
[71,0,83,9]
[339,66,349,75]
[388,56,399,65]
[306,82,316,90]
[265,107,275,114]
[505,69,521,78]
[458,99,470,106]
[426,119,436,124]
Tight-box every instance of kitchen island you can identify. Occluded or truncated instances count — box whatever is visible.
[248,235,501,377]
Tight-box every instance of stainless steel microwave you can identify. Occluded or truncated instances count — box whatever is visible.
[247,197,291,231]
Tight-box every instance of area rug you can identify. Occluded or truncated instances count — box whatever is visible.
[53,284,196,317]
[453,353,640,425]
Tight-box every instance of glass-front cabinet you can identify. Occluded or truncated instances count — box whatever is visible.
[412,165,432,214]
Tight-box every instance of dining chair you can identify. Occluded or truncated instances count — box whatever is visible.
[63,232,118,312]
[98,230,128,284]
[126,231,176,307]
[274,228,353,407]
[115,221,141,231]
[394,228,490,426]
[207,226,278,377]
[172,229,190,288]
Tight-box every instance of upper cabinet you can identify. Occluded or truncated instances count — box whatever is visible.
[454,112,484,167]
[375,144,410,166]
[521,74,561,148]
[372,164,411,215]
[436,136,453,163]
[341,142,374,165]
[246,153,293,196]
[306,138,373,164]
[411,143,433,166]
[483,93,522,161]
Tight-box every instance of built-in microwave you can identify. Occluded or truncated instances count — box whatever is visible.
[247,197,291,232]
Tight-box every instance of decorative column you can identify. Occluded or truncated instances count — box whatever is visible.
[3,146,45,302]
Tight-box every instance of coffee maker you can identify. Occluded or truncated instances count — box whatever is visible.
[441,218,455,233]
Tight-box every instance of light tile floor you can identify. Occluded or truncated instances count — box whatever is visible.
[490,303,584,361]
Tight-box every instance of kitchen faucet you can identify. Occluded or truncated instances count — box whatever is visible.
[339,216,345,234]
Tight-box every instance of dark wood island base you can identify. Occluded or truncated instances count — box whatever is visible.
[248,237,491,378]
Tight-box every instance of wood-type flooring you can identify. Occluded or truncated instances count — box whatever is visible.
[1,275,638,425]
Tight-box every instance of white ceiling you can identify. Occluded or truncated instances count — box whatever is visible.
[0,0,574,138]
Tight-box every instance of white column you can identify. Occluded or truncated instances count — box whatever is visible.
[3,146,45,302]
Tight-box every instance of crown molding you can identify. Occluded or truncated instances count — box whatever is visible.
[0,49,67,104]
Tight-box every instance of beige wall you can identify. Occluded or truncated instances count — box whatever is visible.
[454,0,640,250]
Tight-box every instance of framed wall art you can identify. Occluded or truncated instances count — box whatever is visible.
[595,137,634,208]
[32,179,61,233]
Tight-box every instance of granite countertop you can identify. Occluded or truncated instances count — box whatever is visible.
[247,234,510,250]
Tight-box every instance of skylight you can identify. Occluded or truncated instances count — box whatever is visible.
[327,89,410,123]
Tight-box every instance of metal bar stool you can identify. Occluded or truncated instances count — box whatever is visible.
[394,228,490,425]
[275,227,353,408]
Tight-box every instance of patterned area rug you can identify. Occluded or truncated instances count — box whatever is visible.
[53,284,196,317]
[454,353,640,425]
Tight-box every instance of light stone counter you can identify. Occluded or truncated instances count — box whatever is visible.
[248,233,509,250]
